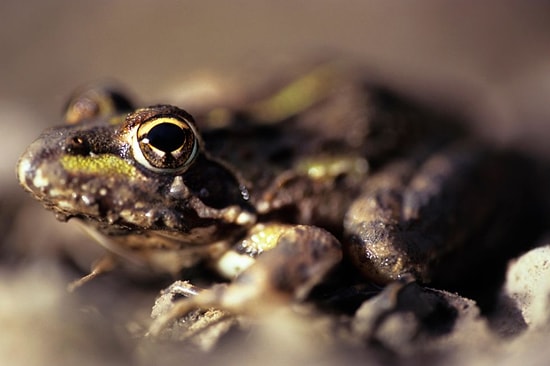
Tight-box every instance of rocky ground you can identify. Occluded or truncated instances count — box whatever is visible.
[2,204,550,366]
[3,2,550,365]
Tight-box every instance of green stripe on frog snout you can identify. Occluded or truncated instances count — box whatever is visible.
[60,154,137,177]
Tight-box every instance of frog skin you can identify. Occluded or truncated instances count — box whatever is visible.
[16,65,542,333]
[17,66,444,276]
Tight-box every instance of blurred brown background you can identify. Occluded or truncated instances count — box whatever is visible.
[3,1,550,176]
[2,2,550,364]
[3,1,550,235]
[3,0,550,234]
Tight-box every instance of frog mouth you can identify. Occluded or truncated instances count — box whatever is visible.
[18,151,168,228]
[17,150,104,221]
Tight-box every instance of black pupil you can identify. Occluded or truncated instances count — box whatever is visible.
[147,123,186,152]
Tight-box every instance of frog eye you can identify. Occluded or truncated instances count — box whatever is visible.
[64,86,134,125]
[132,116,200,173]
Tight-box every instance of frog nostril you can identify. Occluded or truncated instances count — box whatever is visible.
[65,135,91,155]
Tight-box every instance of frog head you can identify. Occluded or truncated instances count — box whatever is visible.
[17,88,256,245]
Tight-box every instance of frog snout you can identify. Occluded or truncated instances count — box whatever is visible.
[16,146,37,193]
[16,137,56,195]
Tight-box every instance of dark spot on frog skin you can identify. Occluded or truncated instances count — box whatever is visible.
[183,155,253,210]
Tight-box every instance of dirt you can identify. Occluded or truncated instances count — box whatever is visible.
[3,2,550,365]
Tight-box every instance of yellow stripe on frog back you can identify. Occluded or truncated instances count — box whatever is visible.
[60,154,137,177]
[247,63,340,123]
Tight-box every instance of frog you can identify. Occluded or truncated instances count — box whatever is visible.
[16,63,544,336]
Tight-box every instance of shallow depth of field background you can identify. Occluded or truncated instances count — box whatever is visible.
[2,2,550,365]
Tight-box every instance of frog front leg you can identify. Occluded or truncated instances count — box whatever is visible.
[148,224,341,336]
